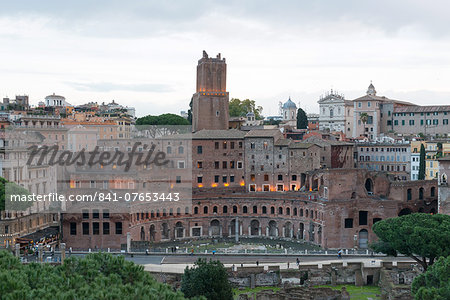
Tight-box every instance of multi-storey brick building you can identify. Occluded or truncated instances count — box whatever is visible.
[192,129,246,190]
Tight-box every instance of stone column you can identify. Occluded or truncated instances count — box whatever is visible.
[60,243,66,264]
[126,232,131,253]
[248,225,251,237]
[15,243,20,258]
[38,244,44,263]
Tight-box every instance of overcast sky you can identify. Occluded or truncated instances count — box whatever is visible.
[0,0,449,117]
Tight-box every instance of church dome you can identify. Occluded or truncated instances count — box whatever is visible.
[282,97,297,109]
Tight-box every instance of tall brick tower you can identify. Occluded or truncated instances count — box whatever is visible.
[192,50,229,132]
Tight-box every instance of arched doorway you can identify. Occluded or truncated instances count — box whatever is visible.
[299,223,304,239]
[175,222,184,238]
[140,226,145,241]
[149,224,156,241]
[161,223,169,239]
[359,229,368,249]
[284,222,293,238]
[317,226,322,244]
[250,220,260,236]
[268,220,278,237]
[210,219,221,236]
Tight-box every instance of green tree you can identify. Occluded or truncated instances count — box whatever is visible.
[418,144,426,180]
[228,98,263,119]
[412,255,450,299]
[371,213,450,271]
[0,177,32,211]
[0,251,190,299]
[136,113,190,126]
[411,256,450,300]
[296,108,308,129]
[187,98,193,124]
[181,258,233,300]
[360,112,369,137]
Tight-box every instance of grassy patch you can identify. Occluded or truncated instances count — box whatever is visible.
[315,285,381,300]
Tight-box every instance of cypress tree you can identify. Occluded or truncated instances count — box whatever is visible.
[418,143,426,180]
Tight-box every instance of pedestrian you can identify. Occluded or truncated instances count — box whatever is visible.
[146,249,149,255]
[287,262,290,268]
[190,248,194,256]
[338,249,342,259]
[256,260,259,266]
[296,257,300,266]
[212,250,216,255]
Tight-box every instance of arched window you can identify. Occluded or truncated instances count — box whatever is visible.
[253,206,257,214]
[166,146,172,154]
[293,207,297,216]
[286,207,291,215]
[178,146,184,154]
[270,206,275,214]
[419,187,424,200]
[203,206,208,214]
[300,209,303,217]
[262,206,267,214]
[278,207,283,215]
[233,205,238,213]
[223,206,228,213]
[407,188,412,201]
[194,207,199,214]
[213,206,218,213]
[365,178,373,194]
[243,206,248,214]
[431,187,435,197]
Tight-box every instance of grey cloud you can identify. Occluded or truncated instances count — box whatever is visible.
[1,0,449,39]
[67,82,173,93]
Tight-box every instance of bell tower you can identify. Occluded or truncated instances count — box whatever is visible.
[192,50,229,132]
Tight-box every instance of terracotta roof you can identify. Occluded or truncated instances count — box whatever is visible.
[288,142,316,149]
[274,139,291,146]
[303,136,354,147]
[245,129,282,138]
[394,105,450,113]
[192,129,246,139]
[352,94,416,106]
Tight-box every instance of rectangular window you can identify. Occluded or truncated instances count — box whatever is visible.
[230,175,235,183]
[176,176,181,183]
[230,141,235,149]
[394,120,398,126]
[222,161,227,169]
[359,211,368,226]
[103,222,110,235]
[82,222,90,235]
[82,210,89,219]
[278,174,283,181]
[197,161,203,169]
[215,142,219,149]
[214,175,219,183]
[237,161,243,169]
[223,141,227,149]
[344,218,353,228]
[230,161,235,169]
[214,161,219,169]
[444,119,448,125]
[92,209,99,219]
[250,143,255,149]
[103,210,110,219]
[115,222,123,234]
[222,176,227,183]
[93,222,100,235]
[70,223,77,235]
[197,146,203,154]
[197,176,203,183]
